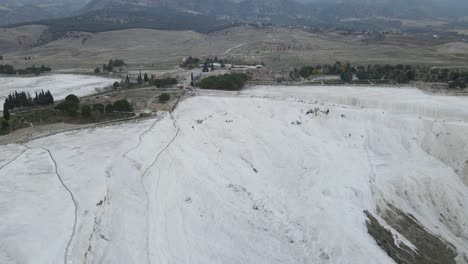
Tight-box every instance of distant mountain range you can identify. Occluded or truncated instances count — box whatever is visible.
[2,0,468,31]
[0,0,90,26]
[79,0,434,24]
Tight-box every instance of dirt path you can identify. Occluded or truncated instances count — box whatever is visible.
[223,43,248,55]
[0,115,143,145]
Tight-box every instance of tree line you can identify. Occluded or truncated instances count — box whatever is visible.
[55,94,133,117]
[292,62,468,87]
[4,90,54,110]
[95,59,126,73]
[424,68,468,89]
[198,73,249,91]
[2,90,54,129]
[181,56,227,71]
[123,72,177,88]
[293,62,415,83]
[0,65,52,75]
[181,56,201,69]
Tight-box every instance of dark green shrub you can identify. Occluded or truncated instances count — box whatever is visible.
[65,94,80,104]
[159,93,171,102]
[81,105,92,118]
[340,71,353,83]
[151,78,178,88]
[105,104,114,113]
[2,120,9,129]
[92,104,105,113]
[56,101,79,116]
[113,99,132,112]
[299,66,315,78]
[198,73,249,91]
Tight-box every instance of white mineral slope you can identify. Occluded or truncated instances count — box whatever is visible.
[241,85,468,122]
[0,74,117,103]
[239,85,468,183]
[1,86,468,264]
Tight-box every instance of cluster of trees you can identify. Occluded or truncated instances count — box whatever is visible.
[293,62,468,87]
[293,62,417,84]
[296,62,353,78]
[2,90,54,128]
[181,56,201,69]
[152,77,178,88]
[353,65,468,87]
[0,64,15,74]
[111,59,126,67]
[55,94,133,118]
[34,91,55,106]
[80,100,131,118]
[81,103,106,118]
[95,59,126,73]
[0,65,52,75]
[354,64,416,83]
[198,73,249,91]
[181,56,227,72]
[202,57,226,72]
[4,90,54,110]
[423,68,468,89]
[124,73,177,88]
[56,94,80,116]
[135,72,147,85]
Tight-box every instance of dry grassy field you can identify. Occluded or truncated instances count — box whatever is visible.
[2,25,468,71]
[0,25,48,53]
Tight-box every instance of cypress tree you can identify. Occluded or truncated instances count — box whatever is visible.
[46,90,54,105]
[3,103,10,121]
[33,92,38,105]
[137,73,143,85]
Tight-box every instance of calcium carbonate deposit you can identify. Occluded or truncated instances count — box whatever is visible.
[1,85,468,264]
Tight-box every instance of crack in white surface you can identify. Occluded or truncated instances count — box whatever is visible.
[42,147,78,264]
[123,116,162,167]
[141,112,180,264]
[0,145,29,170]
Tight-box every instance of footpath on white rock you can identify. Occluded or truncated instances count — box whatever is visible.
[1,85,468,264]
